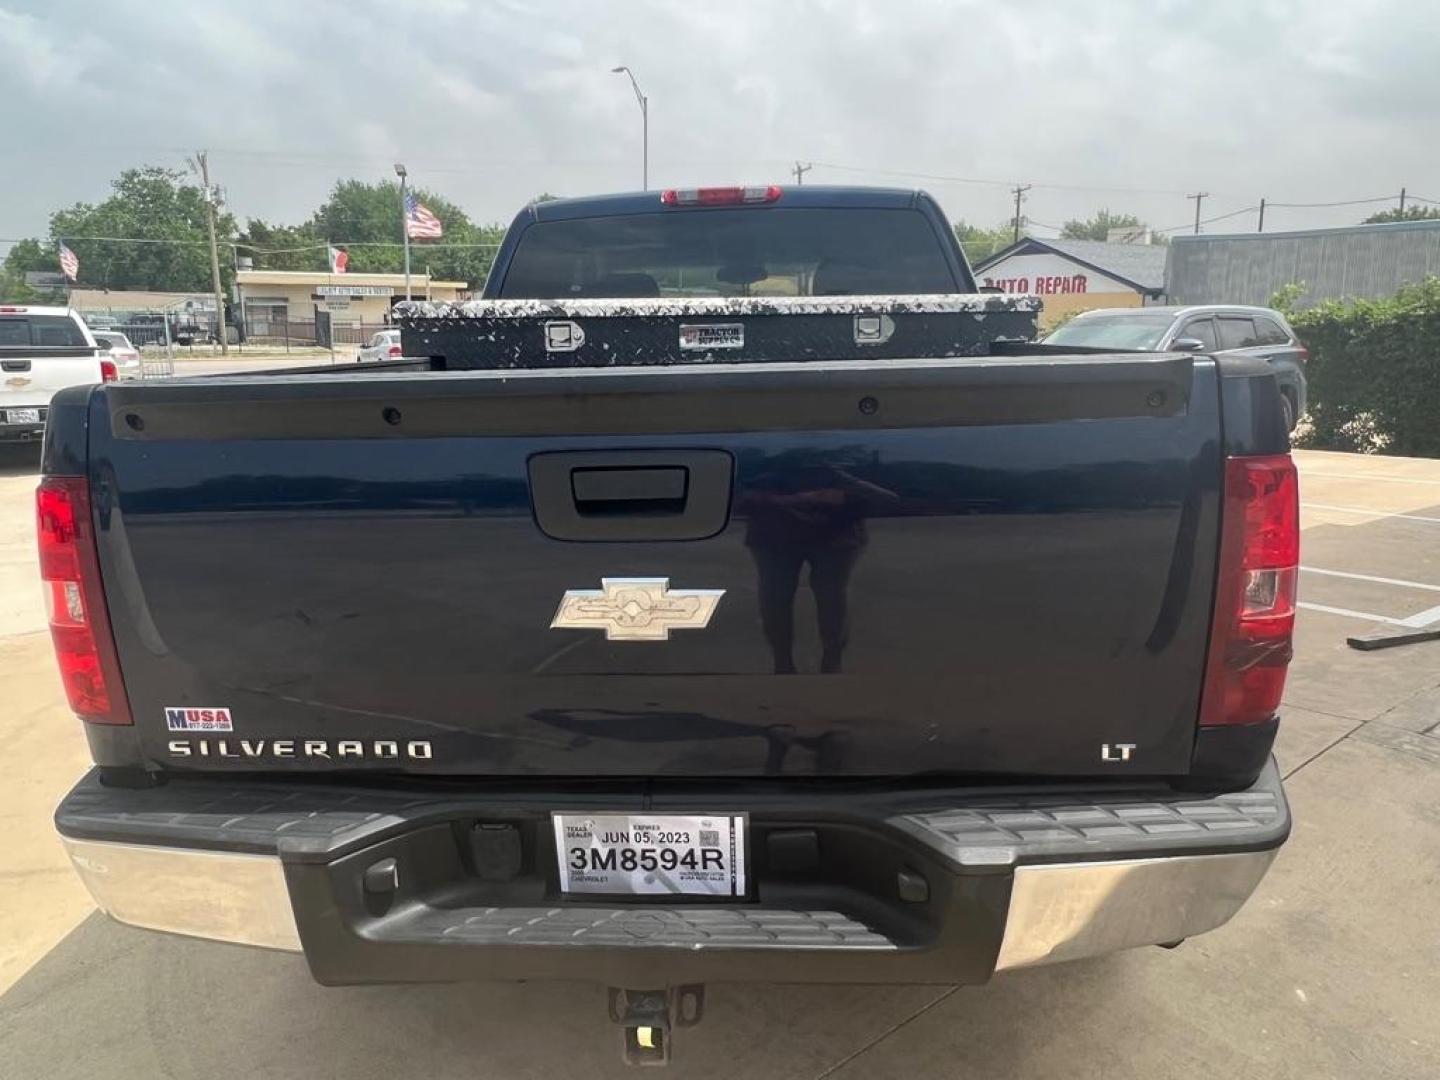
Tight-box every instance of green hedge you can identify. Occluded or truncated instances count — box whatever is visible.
[1280,276,1440,457]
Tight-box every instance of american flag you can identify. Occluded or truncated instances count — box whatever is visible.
[58,241,79,282]
[404,193,444,239]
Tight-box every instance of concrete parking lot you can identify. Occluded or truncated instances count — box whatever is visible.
[1,444,1437,1079]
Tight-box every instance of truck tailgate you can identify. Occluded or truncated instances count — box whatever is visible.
[3,348,101,409]
[88,353,1220,779]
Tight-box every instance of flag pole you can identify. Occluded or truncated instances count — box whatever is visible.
[396,163,412,301]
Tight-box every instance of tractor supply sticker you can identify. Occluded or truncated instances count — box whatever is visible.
[678,323,744,350]
[165,707,234,732]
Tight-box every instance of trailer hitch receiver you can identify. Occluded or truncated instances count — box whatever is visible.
[608,985,705,1066]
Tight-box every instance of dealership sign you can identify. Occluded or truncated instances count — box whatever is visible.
[314,285,394,297]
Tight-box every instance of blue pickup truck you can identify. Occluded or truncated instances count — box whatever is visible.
[43,185,1294,1064]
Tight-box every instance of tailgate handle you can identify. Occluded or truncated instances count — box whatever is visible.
[1,360,31,373]
[572,467,688,511]
[530,450,733,541]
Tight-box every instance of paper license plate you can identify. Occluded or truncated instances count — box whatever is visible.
[4,408,41,424]
[554,813,747,896]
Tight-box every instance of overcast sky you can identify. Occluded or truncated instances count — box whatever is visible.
[3,0,1438,254]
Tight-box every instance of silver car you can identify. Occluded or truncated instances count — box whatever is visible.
[358,329,404,363]
[1044,304,1308,430]
[91,331,144,379]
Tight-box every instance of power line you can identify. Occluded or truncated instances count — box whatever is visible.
[809,160,1195,197]
[7,235,210,245]
[1267,192,1399,208]
[238,240,504,253]
[1152,205,1255,236]
[1,236,502,252]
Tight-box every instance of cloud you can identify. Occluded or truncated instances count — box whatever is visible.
[1,0,1436,250]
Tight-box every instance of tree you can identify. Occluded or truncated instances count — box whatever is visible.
[238,219,324,272]
[1060,209,1143,241]
[953,220,1016,265]
[0,238,61,303]
[48,166,237,292]
[9,167,511,299]
[1363,206,1440,224]
[302,180,506,289]
[3,238,55,275]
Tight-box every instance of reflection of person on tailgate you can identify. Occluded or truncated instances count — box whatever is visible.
[742,464,897,674]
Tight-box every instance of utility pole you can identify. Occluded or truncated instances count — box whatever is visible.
[395,162,411,301]
[1010,184,1031,243]
[1187,191,1209,235]
[195,151,228,355]
[1399,187,1407,215]
[792,161,812,185]
[1257,198,1266,233]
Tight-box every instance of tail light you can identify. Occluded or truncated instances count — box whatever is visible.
[1295,343,1309,365]
[388,344,402,357]
[1199,454,1299,728]
[99,358,118,382]
[36,477,131,724]
[660,185,782,207]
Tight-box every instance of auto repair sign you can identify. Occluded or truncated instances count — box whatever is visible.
[980,252,1131,296]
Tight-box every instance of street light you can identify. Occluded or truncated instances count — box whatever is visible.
[611,65,648,191]
[394,162,411,300]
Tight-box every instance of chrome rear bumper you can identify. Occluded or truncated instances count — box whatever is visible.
[63,837,301,951]
[56,760,1287,982]
[995,850,1276,969]
[61,842,1277,971]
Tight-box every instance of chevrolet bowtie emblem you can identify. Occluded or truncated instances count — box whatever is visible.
[550,578,725,641]
[5,377,30,388]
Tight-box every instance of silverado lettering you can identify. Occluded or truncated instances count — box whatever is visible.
[167,739,433,761]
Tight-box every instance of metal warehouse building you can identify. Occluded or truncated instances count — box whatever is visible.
[1166,220,1440,308]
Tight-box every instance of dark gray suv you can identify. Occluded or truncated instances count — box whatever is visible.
[1044,304,1308,430]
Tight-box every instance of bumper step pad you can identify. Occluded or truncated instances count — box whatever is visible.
[899,772,1286,865]
[424,906,895,949]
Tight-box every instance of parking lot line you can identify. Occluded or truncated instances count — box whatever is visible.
[1302,502,1440,525]
[1397,604,1440,629]
[1301,470,1440,485]
[1301,566,1440,593]
[1297,602,1405,625]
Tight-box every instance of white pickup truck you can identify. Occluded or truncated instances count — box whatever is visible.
[0,305,113,443]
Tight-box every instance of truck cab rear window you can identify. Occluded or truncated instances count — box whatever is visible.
[497,208,959,299]
[0,315,88,347]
